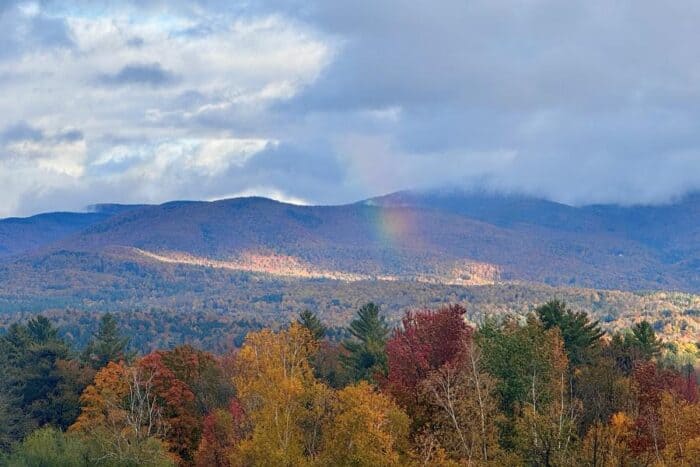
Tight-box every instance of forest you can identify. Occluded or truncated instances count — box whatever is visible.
[0,301,698,466]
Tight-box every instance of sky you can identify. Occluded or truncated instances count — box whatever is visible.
[2,0,700,217]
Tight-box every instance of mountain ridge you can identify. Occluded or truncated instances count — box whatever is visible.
[1,189,699,292]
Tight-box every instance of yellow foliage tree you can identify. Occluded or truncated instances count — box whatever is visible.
[659,392,700,465]
[231,323,330,466]
[579,412,635,466]
[320,381,410,466]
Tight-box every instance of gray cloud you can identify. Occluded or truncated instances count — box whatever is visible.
[3,0,700,216]
[0,2,74,59]
[126,36,145,48]
[1,122,44,143]
[97,63,178,87]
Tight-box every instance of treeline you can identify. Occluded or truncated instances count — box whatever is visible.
[0,301,699,466]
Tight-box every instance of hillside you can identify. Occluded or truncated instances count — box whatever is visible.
[0,204,143,258]
[0,190,699,348]
[3,190,698,291]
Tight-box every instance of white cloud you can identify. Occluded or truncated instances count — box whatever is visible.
[0,3,332,216]
[4,0,700,216]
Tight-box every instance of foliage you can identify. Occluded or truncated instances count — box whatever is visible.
[194,408,236,467]
[232,323,329,465]
[385,304,472,423]
[82,313,130,370]
[0,315,90,446]
[341,303,390,384]
[2,301,699,466]
[630,320,663,360]
[537,299,604,367]
[69,361,175,466]
[320,381,410,466]
[297,309,327,341]
[3,427,91,467]
[2,280,699,353]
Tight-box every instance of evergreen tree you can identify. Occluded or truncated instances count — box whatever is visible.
[82,313,130,369]
[341,303,389,383]
[630,320,662,360]
[537,300,604,367]
[0,316,76,443]
[297,309,327,341]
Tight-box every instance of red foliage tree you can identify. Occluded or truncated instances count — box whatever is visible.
[629,361,689,461]
[138,352,199,464]
[385,304,473,423]
[193,398,249,467]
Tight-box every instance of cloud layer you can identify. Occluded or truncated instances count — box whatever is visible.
[2,0,700,216]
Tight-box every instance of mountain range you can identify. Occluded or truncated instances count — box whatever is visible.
[1,189,700,348]
[1,190,699,292]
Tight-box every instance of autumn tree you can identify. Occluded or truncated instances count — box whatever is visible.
[574,354,631,436]
[511,326,580,466]
[194,408,236,467]
[70,361,173,466]
[658,391,700,464]
[138,352,200,464]
[320,381,410,466]
[232,323,332,466]
[628,361,690,464]
[579,412,635,466]
[159,345,234,417]
[311,341,354,389]
[341,303,390,384]
[418,348,504,464]
[386,305,472,420]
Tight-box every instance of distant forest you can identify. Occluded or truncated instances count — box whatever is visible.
[1,273,700,354]
[1,300,698,465]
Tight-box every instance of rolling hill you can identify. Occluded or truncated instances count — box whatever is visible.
[0,189,699,349]
[3,190,699,291]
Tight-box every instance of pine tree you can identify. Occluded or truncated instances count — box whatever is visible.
[0,316,74,441]
[82,313,130,370]
[341,303,389,383]
[297,309,327,341]
[630,320,662,360]
[537,300,604,367]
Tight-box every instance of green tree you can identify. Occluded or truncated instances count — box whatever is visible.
[82,313,130,369]
[0,391,28,453]
[341,303,389,384]
[0,316,80,440]
[3,427,91,467]
[630,320,662,360]
[297,310,327,341]
[536,300,604,367]
[477,315,579,453]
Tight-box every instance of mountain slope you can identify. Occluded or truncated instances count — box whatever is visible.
[0,204,144,258]
[1,191,698,292]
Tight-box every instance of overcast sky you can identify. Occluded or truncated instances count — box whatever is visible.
[2,0,700,217]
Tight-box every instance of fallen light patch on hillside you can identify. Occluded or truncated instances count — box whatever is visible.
[132,248,501,286]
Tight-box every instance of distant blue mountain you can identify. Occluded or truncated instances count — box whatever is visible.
[0,204,145,258]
